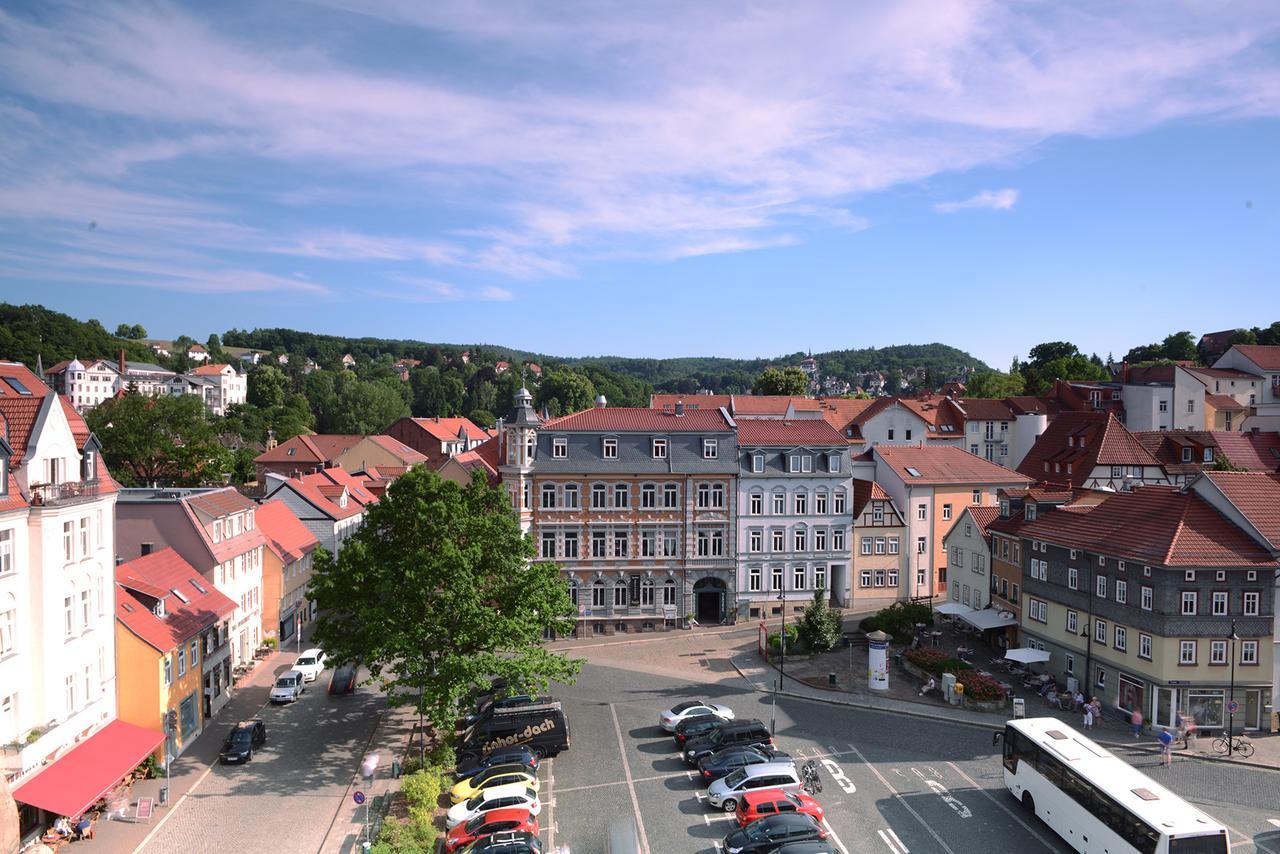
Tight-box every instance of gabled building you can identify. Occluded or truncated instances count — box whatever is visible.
[181,364,246,416]
[1129,429,1280,484]
[437,438,501,487]
[186,343,209,363]
[850,479,908,611]
[254,434,364,481]
[734,419,851,617]
[115,487,267,667]
[0,362,123,794]
[1213,344,1280,429]
[1016,411,1168,490]
[943,506,1000,611]
[385,416,495,469]
[255,499,320,646]
[261,467,376,555]
[114,548,236,759]
[42,358,121,412]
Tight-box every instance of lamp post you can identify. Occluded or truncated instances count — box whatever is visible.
[1227,620,1239,757]
[778,591,787,684]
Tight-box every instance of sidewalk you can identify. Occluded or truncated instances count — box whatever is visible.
[730,648,1280,771]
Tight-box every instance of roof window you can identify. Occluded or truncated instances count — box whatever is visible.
[905,467,922,478]
[2,377,32,395]
[170,588,190,604]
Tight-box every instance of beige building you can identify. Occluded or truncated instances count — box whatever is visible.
[849,479,908,612]
[255,499,320,647]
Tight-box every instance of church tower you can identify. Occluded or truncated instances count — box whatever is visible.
[499,386,540,533]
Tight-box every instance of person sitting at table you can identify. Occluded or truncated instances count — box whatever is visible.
[53,817,73,838]
[76,816,95,839]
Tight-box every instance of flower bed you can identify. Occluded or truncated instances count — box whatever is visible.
[905,647,1008,706]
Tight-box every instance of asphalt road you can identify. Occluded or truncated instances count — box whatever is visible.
[541,661,1280,854]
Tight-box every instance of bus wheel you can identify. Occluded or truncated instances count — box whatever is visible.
[1021,792,1036,817]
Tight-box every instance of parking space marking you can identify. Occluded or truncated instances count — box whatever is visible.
[821,818,850,854]
[878,827,909,854]
[609,703,651,854]
[544,758,555,852]
[845,742,958,854]
[911,767,971,819]
[943,762,1057,851]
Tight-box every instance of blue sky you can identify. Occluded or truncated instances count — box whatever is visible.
[1,2,1278,369]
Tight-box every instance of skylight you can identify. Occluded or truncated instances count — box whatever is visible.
[190,578,208,594]
[2,376,32,395]
[170,588,190,604]
[905,467,922,477]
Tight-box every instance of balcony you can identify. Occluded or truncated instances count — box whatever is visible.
[982,432,1008,444]
[29,480,101,508]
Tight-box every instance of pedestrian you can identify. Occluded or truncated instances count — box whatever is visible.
[1131,707,1144,738]
[1073,690,1085,711]
[1090,697,1103,727]
[1157,726,1174,766]
[920,676,936,697]
[1083,703,1094,730]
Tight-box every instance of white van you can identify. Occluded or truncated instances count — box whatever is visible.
[707,761,802,812]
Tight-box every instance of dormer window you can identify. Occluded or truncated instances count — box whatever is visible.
[339,492,348,509]
[1203,448,1213,462]
[751,453,764,473]
[1181,448,1192,462]
[552,438,567,459]
[81,449,97,482]
[602,438,618,459]
[0,456,7,496]
[287,447,296,456]
[652,438,667,459]
[827,453,841,473]
[154,599,166,618]
[1025,504,1037,521]
[703,439,718,459]
[213,520,222,543]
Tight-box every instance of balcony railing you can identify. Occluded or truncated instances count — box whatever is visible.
[30,480,100,507]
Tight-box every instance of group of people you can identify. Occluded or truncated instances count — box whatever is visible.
[48,815,95,843]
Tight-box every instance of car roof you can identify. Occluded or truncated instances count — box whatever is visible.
[473,763,532,777]
[743,787,803,806]
[759,812,817,828]
[477,783,535,801]
[470,807,534,824]
[299,648,323,657]
[734,762,798,779]
[279,669,305,678]
[234,719,262,730]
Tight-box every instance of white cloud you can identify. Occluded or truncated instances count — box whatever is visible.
[378,275,515,303]
[934,188,1020,213]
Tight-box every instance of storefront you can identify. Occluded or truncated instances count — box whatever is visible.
[1150,683,1272,732]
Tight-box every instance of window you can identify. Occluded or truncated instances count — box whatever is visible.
[541,531,556,559]
[872,504,884,523]
[1244,591,1260,616]
[1187,398,1195,413]
[833,491,846,514]
[64,593,75,637]
[887,536,898,554]
[916,503,927,521]
[80,589,90,628]
[0,530,11,576]
[916,537,926,554]
[750,452,765,473]
[1066,610,1078,634]
[703,439,718,459]
[663,484,679,508]
[1209,640,1227,665]
[1181,591,1197,615]
[1028,599,1047,622]
[541,484,557,509]
[1114,626,1126,652]
[888,429,895,440]
[942,504,952,521]
[793,566,806,590]
[663,531,678,557]
[832,528,845,551]
[952,547,964,567]
[1067,567,1078,590]
[749,530,762,553]
[1095,668,1106,689]
[1094,619,1107,644]
[815,492,828,514]
[1115,579,1127,604]
[1179,640,1197,664]
[772,492,785,514]
[905,430,912,441]
[814,529,827,551]
[794,529,807,551]
[1117,560,1125,572]
[972,490,981,505]
[163,655,173,686]
[640,579,654,607]
[63,521,74,562]
[663,579,677,605]
[613,532,629,558]
[1184,569,1195,582]
[771,565,784,591]
[771,529,785,552]
[589,483,607,509]
[1138,633,1152,661]
[789,454,801,473]
[696,483,725,509]
[696,530,723,557]
[1138,585,1153,613]
[614,484,629,509]
[1211,591,1228,616]
[642,484,657,509]
[591,531,607,558]
[870,536,883,554]
[592,581,606,608]
[563,531,578,558]
[598,438,617,459]
[1159,400,1168,413]
[794,492,807,515]
[828,453,841,473]
[177,644,187,677]
[748,566,762,592]
[613,584,627,608]
[564,483,579,509]
[748,492,762,515]
[1241,640,1259,665]
[1096,575,1107,598]
[861,537,872,556]
[652,438,667,459]
[860,570,872,587]
[0,604,15,657]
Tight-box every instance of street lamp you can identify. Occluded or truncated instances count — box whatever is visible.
[777,591,787,684]
[1227,620,1239,757]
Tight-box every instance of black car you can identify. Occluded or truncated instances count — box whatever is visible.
[460,695,549,728]
[721,813,826,854]
[697,745,791,783]
[673,714,730,747]
[219,719,266,764]
[328,662,358,695]
[454,745,540,781]
[684,720,773,765]
[772,843,839,854]
[459,829,543,853]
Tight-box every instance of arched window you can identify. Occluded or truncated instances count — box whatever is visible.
[641,577,655,606]
[567,578,579,606]
[591,579,606,608]
[613,579,628,608]
[663,578,678,606]
[64,583,77,638]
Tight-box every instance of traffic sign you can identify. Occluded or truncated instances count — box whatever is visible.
[1228,701,1239,714]
[353,791,366,805]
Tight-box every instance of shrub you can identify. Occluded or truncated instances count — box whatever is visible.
[867,602,933,643]
[957,671,1007,703]
[797,592,842,653]
[371,814,436,854]
[400,768,446,810]
[767,624,800,650]
[904,647,950,673]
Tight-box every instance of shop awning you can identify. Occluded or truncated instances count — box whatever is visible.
[13,720,164,818]
[935,602,974,616]
[959,608,1018,631]
[1005,647,1051,664]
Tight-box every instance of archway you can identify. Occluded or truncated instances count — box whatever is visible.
[692,577,727,624]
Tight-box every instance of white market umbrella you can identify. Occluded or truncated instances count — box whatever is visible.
[935,602,974,616]
[1004,648,1051,664]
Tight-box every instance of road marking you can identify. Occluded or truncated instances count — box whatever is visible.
[609,703,651,854]
[821,757,857,794]
[544,757,555,853]
[551,767,698,794]
[131,762,216,853]
[911,767,971,819]
[845,742,957,854]
[944,762,1057,851]
[822,817,850,854]
[878,828,907,853]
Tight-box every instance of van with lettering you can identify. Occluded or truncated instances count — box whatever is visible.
[458,703,569,762]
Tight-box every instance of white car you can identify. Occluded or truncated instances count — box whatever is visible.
[445,782,541,829]
[293,648,327,682]
[659,700,735,732]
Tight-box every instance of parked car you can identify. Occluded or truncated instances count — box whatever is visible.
[454,746,539,782]
[683,720,773,764]
[443,808,538,853]
[293,648,327,682]
[736,789,825,828]
[659,700,735,732]
[450,766,540,804]
[328,662,358,695]
[709,763,803,812]
[446,784,541,829]
[219,719,266,764]
[269,670,306,704]
[721,813,827,854]
[461,695,551,728]
[458,705,569,762]
[698,745,791,783]
[770,843,839,854]
[673,713,732,748]
[458,830,543,853]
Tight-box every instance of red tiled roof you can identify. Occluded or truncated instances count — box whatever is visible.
[1006,396,1062,416]
[1227,344,1280,371]
[1197,471,1280,549]
[364,434,430,464]
[58,395,91,446]
[116,548,237,651]
[545,407,732,432]
[851,478,895,518]
[964,506,1001,543]
[1214,431,1280,471]
[1204,393,1246,412]
[1015,411,1161,487]
[876,444,1033,486]
[0,361,52,464]
[0,471,28,512]
[404,417,490,443]
[255,499,320,563]
[1186,367,1261,380]
[736,420,847,446]
[185,488,257,520]
[280,466,379,521]
[1017,485,1278,567]
[950,398,1014,421]
[255,433,363,465]
[189,363,230,376]
[987,509,1031,537]
[816,398,876,438]
[1125,364,1176,385]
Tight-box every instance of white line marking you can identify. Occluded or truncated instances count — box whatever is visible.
[821,817,850,854]
[912,767,971,819]
[878,828,905,854]
[885,827,909,853]
[609,703,651,854]
[845,743,957,854]
[944,762,1056,850]
[821,757,857,794]
[545,757,555,853]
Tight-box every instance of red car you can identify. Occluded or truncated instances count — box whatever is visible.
[444,808,539,853]
[735,788,825,828]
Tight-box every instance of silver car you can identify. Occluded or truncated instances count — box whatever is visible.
[269,670,306,703]
[707,761,802,812]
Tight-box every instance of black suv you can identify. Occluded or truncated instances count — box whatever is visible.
[721,813,827,853]
[673,713,730,747]
[459,830,543,853]
[683,719,772,764]
[219,719,266,764]
[697,744,791,783]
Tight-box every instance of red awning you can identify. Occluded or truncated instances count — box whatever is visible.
[13,720,165,818]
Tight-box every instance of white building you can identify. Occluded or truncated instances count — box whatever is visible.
[42,359,121,412]
[1213,344,1280,430]
[942,506,1000,610]
[261,467,376,556]
[0,362,122,794]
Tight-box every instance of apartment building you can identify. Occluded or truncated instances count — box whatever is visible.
[1213,344,1280,430]
[943,506,1000,611]
[1016,411,1169,490]
[849,479,908,612]
[386,416,489,468]
[734,419,851,618]
[261,467,376,555]
[255,499,320,645]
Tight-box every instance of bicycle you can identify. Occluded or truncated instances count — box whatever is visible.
[1211,733,1255,758]
[801,760,823,794]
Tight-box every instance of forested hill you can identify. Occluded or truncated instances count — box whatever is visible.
[0,303,154,367]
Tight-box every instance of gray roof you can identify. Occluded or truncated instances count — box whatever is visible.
[534,431,738,475]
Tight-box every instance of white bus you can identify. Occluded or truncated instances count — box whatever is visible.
[997,717,1229,854]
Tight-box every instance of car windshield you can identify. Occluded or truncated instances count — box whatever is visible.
[464,814,489,833]
[724,768,748,787]
[707,728,725,745]
[671,701,700,713]
[297,656,315,666]
[785,792,804,807]
[275,676,296,687]
[229,730,253,744]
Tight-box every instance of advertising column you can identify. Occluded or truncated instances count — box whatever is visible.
[867,629,890,692]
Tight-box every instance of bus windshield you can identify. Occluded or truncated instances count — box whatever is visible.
[1169,837,1229,854]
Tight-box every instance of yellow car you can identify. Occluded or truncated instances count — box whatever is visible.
[449,765,540,804]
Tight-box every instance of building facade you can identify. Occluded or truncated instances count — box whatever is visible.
[261,467,374,555]
[943,506,999,610]
[850,479,908,612]
[255,499,320,645]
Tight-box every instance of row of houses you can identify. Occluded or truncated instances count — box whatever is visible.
[42,352,248,416]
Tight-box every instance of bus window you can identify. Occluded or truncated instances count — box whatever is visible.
[1169,834,1228,854]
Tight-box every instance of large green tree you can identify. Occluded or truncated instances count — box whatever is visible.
[86,394,232,486]
[535,368,596,417]
[308,468,581,731]
[1018,342,1108,395]
[963,370,1026,399]
[752,366,809,396]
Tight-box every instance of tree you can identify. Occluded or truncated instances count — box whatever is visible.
[319,373,410,434]
[308,468,581,731]
[248,365,289,409]
[797,591,842,653]
[86,394,232,486]
[964,370,1025,399]
[535,368,596,417]
[114,323,147,339]
[752,367,808,396]
[1018,341,1108,395]
[1160,331,1198,363]
[468,409,496,429]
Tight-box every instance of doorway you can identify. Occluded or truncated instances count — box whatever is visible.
[692,577,726,624]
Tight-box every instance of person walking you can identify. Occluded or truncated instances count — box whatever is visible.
[1083,702,1094,730]
[1131,707,1144,738]
[1073,690,1085,712]
[1157,727,1174,766]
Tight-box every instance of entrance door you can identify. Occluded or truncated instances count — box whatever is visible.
[692,577,726,624]
[1246,689,1270,730]
[1154,687,1177,729]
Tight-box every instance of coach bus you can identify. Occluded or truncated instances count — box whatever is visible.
[996,717,1228,854]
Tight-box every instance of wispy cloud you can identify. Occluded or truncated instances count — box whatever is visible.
[934,188,1020,214]
[376,275,515,303]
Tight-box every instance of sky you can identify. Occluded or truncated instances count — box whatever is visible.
[1,1,1278,369]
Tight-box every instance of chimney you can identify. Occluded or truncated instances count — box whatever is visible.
[1251,426,1260,436]
[595,394,607,408]
[674,400,685,416]
[119,348,126,376]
